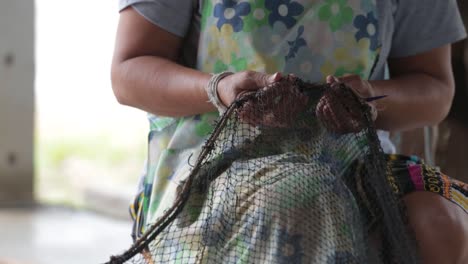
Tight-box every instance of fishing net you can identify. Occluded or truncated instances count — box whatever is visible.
[108,78,419,264]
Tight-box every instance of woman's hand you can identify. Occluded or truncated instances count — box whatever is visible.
[315,74,378,134]
[238,77,310,128]
[217,71,283,107]
[220,72,310,128]
[326,75,375,99]
[327,75,378,121]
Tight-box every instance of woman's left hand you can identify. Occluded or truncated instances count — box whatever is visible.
[326,75,375,99]
[315,75,378,134]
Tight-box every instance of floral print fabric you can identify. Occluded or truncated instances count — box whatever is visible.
[198,0,380,80]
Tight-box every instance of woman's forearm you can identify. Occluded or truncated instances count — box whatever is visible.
[113,57,454,131]
[369,45,455,132]
[371,73,454,131]
[111,55,214,117]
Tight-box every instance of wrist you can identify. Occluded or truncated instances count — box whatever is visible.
[205,71,234,114]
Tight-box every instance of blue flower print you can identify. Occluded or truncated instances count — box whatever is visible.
[285,25,307,60]
[277,228,304,263]
[214,0,251,32]
[354,12,379,50]
[265,0,304,29]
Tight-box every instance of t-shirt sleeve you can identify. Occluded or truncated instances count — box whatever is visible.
[118,0,194,37]
[390,0,467,58]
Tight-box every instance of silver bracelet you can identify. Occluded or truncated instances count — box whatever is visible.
[205,71,233,114]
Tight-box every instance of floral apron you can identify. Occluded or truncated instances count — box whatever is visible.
[131,0,382,243]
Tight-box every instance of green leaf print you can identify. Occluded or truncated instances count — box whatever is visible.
[318,0,354,32]
[214,60,228,73]
[195,113,218,137]
[195,118,213,137]
[214,53,248,73]
[242,0,269,32]
[334,64,365,79]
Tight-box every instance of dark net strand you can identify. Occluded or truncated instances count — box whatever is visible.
[107,78,419,264]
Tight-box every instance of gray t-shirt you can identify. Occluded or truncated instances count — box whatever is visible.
[118,0,466,153]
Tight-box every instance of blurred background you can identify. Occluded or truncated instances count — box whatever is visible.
[0,1,467,264]
[1,1,146,263]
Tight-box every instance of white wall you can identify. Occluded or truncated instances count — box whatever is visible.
[0,1,35,204]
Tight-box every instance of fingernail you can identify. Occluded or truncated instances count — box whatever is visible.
[271,72,282,82]
[326,75,340,84]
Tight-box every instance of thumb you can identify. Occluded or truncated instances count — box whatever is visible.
[254,72,282,87]
[369,103,378,121]
[326,75,340,84]
[269,72,283,83]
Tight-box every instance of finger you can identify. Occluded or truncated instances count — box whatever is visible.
[335,75,372,99]
[326,75,340,84]
[336,74,359,81]
[271,72,283,82]
[287,73,298,82]
[315,96,328,118]
[340,101,365,132]
[253,72,282,88]
[335,75,361,89]
[368,103,378,121]
[322,104,345,133]
[327,93,363,133]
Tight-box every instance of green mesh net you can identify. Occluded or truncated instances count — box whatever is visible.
[107,78,419,264]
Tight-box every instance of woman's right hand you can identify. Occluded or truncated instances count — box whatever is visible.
[220,71,311,128]
[217,71,283,107]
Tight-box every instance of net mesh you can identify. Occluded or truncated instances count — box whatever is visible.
[108,78,419,264]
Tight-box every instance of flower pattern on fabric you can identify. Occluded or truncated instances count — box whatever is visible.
[148,114,176,132]
[243,0,270,32]
[277,173,322,209]
[284,47,325,82]
[277,229,304,263]
[320,32,375,78]
[203,25,241,72]
[194,113,216,137]
[354,12,379,50]
[265,0,305,29]
[214,0,251,32]
[334,64,365,78]
[214,52,248,72]
[252,23,289,56]
[249,23,290,71]
[248,51,285,73]
[318,0,354,32]
[285,25,307,60]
